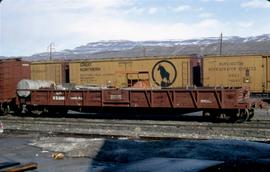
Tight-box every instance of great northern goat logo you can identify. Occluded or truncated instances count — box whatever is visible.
[152,60,177,87]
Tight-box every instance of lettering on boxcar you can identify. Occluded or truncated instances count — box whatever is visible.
[80,62,101,73]
[229,74,240,77]
[209,67,237,71]
[70,96,83,100]
[80,62,92,67]
[80,67,101,72]
[200,99,212,104]
[55,92,64,95]
[239,66,256,71]
[110,95,122,100]
[208,66,256,72]
[53,96,65,100]
[218,62,243,66]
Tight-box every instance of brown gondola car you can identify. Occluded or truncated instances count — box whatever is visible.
[16,86,261,122]
[0,58,30,115]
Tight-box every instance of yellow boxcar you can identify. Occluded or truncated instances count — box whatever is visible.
[203,55,270,94]
[31,61,66,84]
[69,56,201,88]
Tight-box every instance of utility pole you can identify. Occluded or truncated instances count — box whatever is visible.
[219,33,223,55]
[143,46,146,57]
[48,43,55,60]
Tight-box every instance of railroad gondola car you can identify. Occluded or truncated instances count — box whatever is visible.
[16,81,261,122]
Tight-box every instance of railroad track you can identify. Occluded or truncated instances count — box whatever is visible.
[1,115,270,141]
[2,115,270,128]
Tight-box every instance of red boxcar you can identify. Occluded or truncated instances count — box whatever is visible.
[0,58,30,114]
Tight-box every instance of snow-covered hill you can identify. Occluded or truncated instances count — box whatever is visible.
[30,34,270,60]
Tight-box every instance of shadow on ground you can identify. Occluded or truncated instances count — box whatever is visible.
[13,109,234,123]
[86,139,270,171]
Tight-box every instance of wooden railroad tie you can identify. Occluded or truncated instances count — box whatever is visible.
[0,162,37,172]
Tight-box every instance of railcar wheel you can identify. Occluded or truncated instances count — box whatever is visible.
[236,109,250,123]
[0,107,4,116]
[203,111,210,117]
[203,111,217,122]
[203,111,214,121]
[216,111,232,122]
[0,104,10,116]
[21,105,43,116]
[54,109,68,116]
[247,109,255,121]
[5,105,10,115]
[208,110,220,122]
[31,110,43,116]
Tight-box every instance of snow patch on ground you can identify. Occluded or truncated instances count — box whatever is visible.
[0,121,3,134]
[30,137,270,163]
[30,137,105,158]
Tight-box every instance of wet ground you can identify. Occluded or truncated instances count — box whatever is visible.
[0,135,270,172]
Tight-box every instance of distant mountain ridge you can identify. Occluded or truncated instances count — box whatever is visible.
[28,34,270,60]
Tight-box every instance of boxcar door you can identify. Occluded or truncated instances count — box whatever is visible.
[265,56,270,92]
[118,62,132,88]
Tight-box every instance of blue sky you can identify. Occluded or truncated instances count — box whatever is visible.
[0,0,270,56]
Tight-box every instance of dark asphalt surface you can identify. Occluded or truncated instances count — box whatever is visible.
[0,135,270,172]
